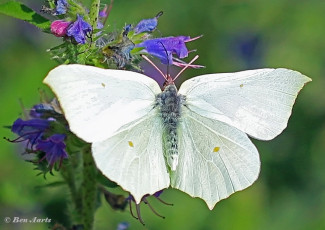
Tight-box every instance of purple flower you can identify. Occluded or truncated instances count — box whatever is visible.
[134,11,163,34]
[55,0,68,15]
[51,20,71,37]
[136,36,202,67]
[116,222,129,230]
[10,118,50,149]
[67,15,92,44]
[97,21,104,30]
[36,134,68,168]
[99,5,108,18]
[29,104,57,119]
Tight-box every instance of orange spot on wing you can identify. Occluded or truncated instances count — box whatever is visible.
[213,147,220,152]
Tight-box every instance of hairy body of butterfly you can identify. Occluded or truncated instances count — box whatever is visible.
[156,84,185,171]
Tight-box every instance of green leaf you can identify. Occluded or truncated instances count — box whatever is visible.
[35,181,66,189]
[97,171,118,188]
[0,1,51,31]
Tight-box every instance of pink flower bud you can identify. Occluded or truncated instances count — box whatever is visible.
[51,20,71,37]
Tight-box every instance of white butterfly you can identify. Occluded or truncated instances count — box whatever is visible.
[44,64,311,209]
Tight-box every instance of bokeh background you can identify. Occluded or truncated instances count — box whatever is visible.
[1,0,324,229]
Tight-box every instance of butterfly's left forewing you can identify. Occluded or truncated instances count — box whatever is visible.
[171,108,260,209]
[178,68,311,140]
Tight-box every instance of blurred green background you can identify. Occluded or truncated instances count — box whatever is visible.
[0,0,324,229]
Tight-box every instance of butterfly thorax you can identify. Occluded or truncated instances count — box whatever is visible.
[156,84,184,171]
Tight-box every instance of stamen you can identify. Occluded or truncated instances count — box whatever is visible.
[129,200,138,220]
[143,197,165,219]
[141,55,167,81]
[38,155,47,164]
[174,55,199,81]
[4,136,27,143]
[154,196,174,206]
[156,11,163,18]
[135,203,145,225]
[29,132,42,149]
[172,61,204,69]
[185,35,203,43]
[58,156,64,169]
[19,98,29,120]
[103,0,114,26]
[4,130,41,144]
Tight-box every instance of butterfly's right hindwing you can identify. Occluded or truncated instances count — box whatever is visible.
[171,108,260,210]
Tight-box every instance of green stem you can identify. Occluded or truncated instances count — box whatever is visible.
[89,0,101,42]
[81,144,98,230]
[60,149,83,226]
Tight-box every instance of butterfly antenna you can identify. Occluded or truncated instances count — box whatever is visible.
[174,55,199,81]
[141,55,168,81]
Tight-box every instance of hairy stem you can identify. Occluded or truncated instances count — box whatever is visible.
[89,0,100,42]
[60,149,83,226]
[81,144,97,230]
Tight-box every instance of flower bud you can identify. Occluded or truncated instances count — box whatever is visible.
[51,20,71,37]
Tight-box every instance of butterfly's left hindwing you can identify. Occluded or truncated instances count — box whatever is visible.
[92,110,170,203]
[171,108,260,209]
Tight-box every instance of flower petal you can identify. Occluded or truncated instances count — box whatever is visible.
[67,15,92,44]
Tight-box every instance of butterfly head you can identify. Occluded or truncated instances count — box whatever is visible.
[162,74,175,89]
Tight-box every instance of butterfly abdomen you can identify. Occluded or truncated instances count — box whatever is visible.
[156,84,183,171]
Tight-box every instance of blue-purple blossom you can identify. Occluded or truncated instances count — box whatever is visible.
[99,5,108,18]
[134,11,163,34]
[55,0,68,15]
[36,134,68,167]
[116,222,129,230]
[98,4,112,29]
[136,36,202,67]
[67,15,92,44]
[234,33,262,68]
[10,118,50,149]
[97,21,104,30]
[124,24,132,35]
[29,103,58,119]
